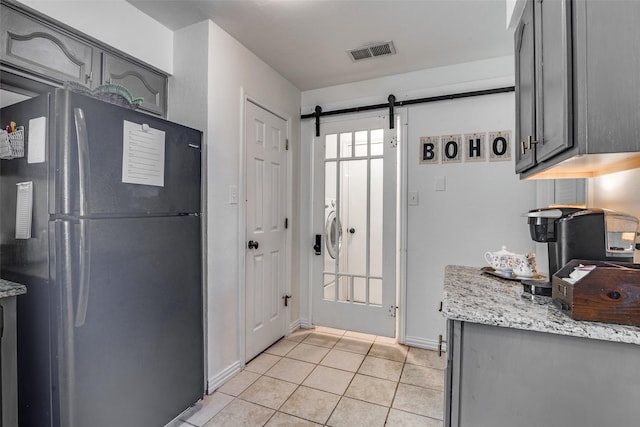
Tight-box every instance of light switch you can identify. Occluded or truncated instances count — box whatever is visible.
[228,185,238,204]
[408,191,419,205]
[435,176,446,191]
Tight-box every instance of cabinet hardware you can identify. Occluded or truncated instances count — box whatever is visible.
[521,136,539,155]
[438,334,447,357]
[282,295,291,307]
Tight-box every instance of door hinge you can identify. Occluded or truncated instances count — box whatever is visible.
[284,217,288,229]
[286,139,289,151]
[388,305,398,318]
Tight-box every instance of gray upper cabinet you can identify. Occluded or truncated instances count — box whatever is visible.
[0,3,97,87]
[515,0,640,178]
[0,1,167,117]
[515,0,572,174]
[102,53,166,116]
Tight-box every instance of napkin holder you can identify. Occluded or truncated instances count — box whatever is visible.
[552,259,640,326]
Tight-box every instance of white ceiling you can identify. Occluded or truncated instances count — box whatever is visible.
[127,0,514,91]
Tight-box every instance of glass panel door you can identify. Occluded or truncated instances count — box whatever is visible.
[313,115,398,337]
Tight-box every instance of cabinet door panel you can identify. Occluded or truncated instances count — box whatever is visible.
[535,0,572,162]
[0,4,94,85]
[102,53,167,117]
[515,0,536,173]
[582,0,640,153]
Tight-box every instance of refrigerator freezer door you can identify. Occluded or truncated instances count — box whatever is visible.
[53,89,201,217]
[54,215,203,427]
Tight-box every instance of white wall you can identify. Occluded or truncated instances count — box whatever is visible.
[301,56,537,348]
[405,92,536,348]
[18,0,173,73]
[172,20,301,393]
[506,0,527,29]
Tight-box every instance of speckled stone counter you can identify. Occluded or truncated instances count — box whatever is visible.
[0,279,26,299]
[441,265,640,346]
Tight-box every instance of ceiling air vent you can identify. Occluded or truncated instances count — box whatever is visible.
[347,41,396,62]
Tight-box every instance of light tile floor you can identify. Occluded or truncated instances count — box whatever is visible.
[173,327,445,426]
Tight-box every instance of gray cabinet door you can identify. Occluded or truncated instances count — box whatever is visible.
[447,322,640,427]
[0,3,96,86]
[535,0,573,162]
[576,0,640,154]
[0,297,18,427]
[102,53,167,117]
[514,0,536,173]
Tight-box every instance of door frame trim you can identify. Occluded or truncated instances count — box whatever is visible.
[238,88,293,364]
[305,110,407,341]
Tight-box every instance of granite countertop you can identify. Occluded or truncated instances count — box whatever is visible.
[441,265,640,346]
[0,278,27,299]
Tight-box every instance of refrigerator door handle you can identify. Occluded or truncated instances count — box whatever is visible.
[73,107,92,327]
[75,218,91,327]
[73,107,91,216]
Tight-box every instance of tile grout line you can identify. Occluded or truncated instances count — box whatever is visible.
[194,330,445,426]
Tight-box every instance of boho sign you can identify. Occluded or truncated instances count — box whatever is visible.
[420,130,511,164]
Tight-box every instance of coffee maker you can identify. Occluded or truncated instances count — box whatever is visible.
[525,207,638,294]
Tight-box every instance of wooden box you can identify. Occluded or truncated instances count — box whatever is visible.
[552,259,640,326]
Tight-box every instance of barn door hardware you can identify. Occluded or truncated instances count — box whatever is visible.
[303,86,515,137]
[388,94,396,129]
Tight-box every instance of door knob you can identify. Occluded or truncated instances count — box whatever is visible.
[349,228,355,234]
[248,240,259,250]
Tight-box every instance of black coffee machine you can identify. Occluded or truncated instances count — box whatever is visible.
[525,207,638,294]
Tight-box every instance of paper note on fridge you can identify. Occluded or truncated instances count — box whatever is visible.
[122,120,166,187]
[15,181,33,239]
[27,116,47,164]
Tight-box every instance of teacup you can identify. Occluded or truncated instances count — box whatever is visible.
[513,253,537,278]
[484,246,515,271]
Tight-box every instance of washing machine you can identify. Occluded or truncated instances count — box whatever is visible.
[324,199,342,260]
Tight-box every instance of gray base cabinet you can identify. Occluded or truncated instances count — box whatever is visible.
[0,297,18,427]
[0,0,167,117]
[444,320,640,427]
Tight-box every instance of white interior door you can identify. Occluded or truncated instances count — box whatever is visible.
[245,100,288,361]
[312,114,398,337]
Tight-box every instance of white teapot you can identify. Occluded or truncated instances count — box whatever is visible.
[484,246,516,271]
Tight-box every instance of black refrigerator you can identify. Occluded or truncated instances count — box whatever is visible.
[0,89,204,427]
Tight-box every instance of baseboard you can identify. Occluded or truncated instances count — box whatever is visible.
[298,317,313,329]
[404,335,447,352]
[206,360,242,394]
[288,318,301,334]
